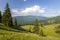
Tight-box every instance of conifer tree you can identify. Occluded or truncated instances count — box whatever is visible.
[33,19,45,36]
[33,19,40,34]
[39,29,44,36]
[0,11,2,23]
[2,3,13,26]
[14,18,17,26]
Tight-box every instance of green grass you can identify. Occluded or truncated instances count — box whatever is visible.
[21,25,34,32]
[0,29,60,40]
[0,23,20,32]
[21,24,60,40]
[0,29,42,40]
[0,23,60,40]
[43,24,60,38]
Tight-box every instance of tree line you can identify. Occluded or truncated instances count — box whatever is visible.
[0,3,17,27]
[0,3,12,26]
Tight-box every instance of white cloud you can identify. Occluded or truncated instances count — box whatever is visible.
[21,5,45,13]
[11,5,45,17]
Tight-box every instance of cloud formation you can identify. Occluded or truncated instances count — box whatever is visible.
[21,5,45,13]
[11,5,45,17]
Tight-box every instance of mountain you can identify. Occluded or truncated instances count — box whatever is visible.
[13,16,47,25]
[42,16,60,25]
[47,16,60,23]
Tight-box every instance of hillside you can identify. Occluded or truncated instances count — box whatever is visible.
[39,16,60,25]
[46,16,60,24]
[0,23,60,40]
[0,23,20,32]
[21,24,60,40]
[13,16,60,25]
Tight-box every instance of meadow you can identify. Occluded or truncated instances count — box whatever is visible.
[0,23,60,40]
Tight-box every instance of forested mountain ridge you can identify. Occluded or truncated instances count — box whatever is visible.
[13,16,47,25]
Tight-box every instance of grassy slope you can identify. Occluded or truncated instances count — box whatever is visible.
[0,23,20,32]
[0,29,42,40]
[43,24,60,40]
[0,23,60,40]
[43,24,60,37]
[21,24,60,40]
[0,23,41,40]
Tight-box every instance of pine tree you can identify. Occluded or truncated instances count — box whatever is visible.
[0,11,2,23]
[33,19,45,36]
[2,3,13,26]
[33,19,40,34]
[39,29,44,36]
[14,18,17,26]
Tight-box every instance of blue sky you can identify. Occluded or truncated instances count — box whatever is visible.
[0,0,60,17]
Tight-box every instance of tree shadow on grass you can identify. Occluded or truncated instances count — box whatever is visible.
[0,25,31,33]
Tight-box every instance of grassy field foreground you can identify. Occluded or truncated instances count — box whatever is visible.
[0,23,60,40]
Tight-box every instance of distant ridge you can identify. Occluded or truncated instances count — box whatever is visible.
[13,15,47,25]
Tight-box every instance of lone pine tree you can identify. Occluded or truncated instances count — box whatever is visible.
[33,19,45,36]
[14,18,17,26]
[33,19,40,34]
[2,3,13,26]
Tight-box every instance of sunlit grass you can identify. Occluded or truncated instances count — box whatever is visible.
[0,23,60,40]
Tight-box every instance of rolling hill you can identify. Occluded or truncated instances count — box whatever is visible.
[44,16,60,24]
[0,23,60,40]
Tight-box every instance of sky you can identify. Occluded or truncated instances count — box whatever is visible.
[0,0,60,17]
